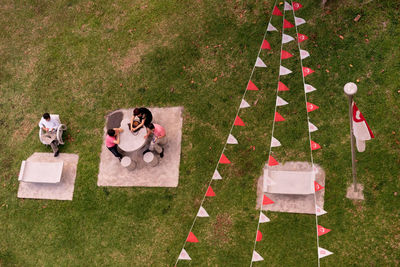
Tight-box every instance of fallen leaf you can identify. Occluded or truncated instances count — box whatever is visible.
[354,14,361,22]
[170,87,174,92]
[356,79,360,82]
[213,77,218,82]
[349,64,353,67]
[339,35,344,40]
[326,69,330,73]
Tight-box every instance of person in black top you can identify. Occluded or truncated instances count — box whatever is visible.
[130,107,153,132]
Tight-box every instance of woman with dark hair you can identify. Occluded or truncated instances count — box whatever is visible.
[130,107,153,133]
[106,128,124,160]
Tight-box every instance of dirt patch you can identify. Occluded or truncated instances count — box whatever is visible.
[113,42,150,72]
[212,213,232,244]
[12,116,36,142]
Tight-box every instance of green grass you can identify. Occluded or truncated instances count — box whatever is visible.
[1,0,399,266]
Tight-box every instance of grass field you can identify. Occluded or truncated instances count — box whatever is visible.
[1,0,399,266]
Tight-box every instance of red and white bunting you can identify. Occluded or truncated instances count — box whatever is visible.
[234,116,245,126]
[252,250,264,262]
[314,181,324,192]
[316,205,327,216]
[259,212,270,223]
[311,140,321,150]
[297,33,308,43]
[281,50,294,60]
[219,153,231,164]
[295,16,306,26]
[205,186,216,196]
[278,81,290,91]
[263,194,274,205]
[197,206,210,217]
[178,249,191,260]
[227,134,238,144]
[283,19,294,29]
[261,39,271,50]
[186,232,199,243]
[317,225,331,236]
[272,6,283,16]
[240,99,251,109]
[352,102,374,152]
[271,136,282,147]
[304,84,316,93]
[300,49,310,60]
[255,57,267,68]
[284,1,292,11]
[308,121,318,132]
[279,66,292,76]
[307,102,319,112]
[282,33,295,44]
[318,247,333,258]
[274,111,285,122]
[212,170,222,180]
[267,22,278,32]
[302,67,315,77]
[268,155,279,166]
[247,80,259,91]
[276,96,289,106]
[292,2,303,11]
[256,230,263,241]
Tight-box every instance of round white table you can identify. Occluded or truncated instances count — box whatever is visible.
[118,118,147,153]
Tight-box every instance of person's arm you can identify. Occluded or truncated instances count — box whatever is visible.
[113,128,123,144]
[144,128,152,139]
[130,116,135,131]
[132,119,145,131]
[39,119,49,132]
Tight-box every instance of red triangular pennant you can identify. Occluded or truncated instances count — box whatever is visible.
[311,140,321,150]
[297,33,309,43]
[292,2,303,11]
[274,112,285,122]
[314,181,324,192]
[307,102,319,112]
[278,81,289,91]
[234,116,245,126]
[247,80,259,91]
[283,19,294,29]
[272,6,283,16]
[317,225,331,236]
[206,186,216,196]
[186,232,199,243]
[268,155,279,166]
[219,153,231,164]
[262,194,274,205]
[281,50,293,60]
[256,230,263,241]
[261,40,271,50]
[302,67,315,77]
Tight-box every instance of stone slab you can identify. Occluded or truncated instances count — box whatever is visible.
[18,161,63,183]
[17,153,79,201]
[257,162,325,214]
[97,107,183,187]
[346,183,364,200]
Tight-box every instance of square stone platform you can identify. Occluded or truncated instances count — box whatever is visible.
[17,153,79,201]
[257,162,325,214]
[97,107,183,187]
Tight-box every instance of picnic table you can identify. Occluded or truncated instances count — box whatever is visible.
[118,118,147,154]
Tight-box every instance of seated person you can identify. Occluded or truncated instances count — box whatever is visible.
[130,107,153,132]
[38,113,61,157]
[106,128,124,160]
[143,123,167,158]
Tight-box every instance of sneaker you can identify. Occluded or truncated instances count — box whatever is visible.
[54,151,60,157]
[143,149,150,155]
[160,148,164,158]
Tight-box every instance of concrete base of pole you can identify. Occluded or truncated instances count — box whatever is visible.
[346,183,365,200]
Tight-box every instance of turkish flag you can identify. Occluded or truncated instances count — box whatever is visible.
[272,6,283,16]
[261,40,271,50]
[186,232,199,243]
[281,50,293,60]
[352,102,374,152]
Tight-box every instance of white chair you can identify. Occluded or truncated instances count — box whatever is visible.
[39,114,67,145]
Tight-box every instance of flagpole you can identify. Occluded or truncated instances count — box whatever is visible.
[344,82,358,192]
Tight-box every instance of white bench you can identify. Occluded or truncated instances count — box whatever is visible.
[18,160,64,183]
[263,169,315,194]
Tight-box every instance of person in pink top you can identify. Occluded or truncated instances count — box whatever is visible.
[106,128,124,160]
[143,123,167,158]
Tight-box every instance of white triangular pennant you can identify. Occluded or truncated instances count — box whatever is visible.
[178,248,191,260]
[271,136,281,147]
[276,96,289,106]
[282,34,295,44]
[255,57,267,68]
[308,122,318,133]
[318,247,333,258]
[295,16,306,26]
[300,49,310,60]
[212,170,222,180]
[267,23,278,32]
[227,134,238,144]
[240,99,250,109]
[259,212,270,223]
[284,1,292,10]
[197,206,209,217]
[279,66,292,76]
[252,250,264,262]
[304,84,317,93]
[316,205,327,216]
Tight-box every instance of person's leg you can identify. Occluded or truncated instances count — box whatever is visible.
[108,146,123,159]
[50,140,59,156]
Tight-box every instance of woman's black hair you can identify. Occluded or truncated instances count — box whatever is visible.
[107,129,116,136]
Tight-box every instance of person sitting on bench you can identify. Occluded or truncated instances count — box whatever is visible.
[106,128,124,161]
[130,107,153,133]
[38,113,61,157]
[143,123,167,158]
